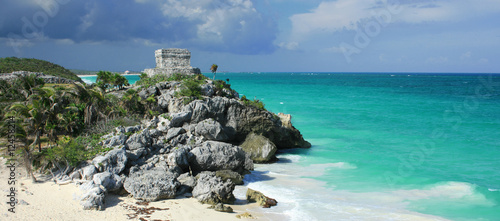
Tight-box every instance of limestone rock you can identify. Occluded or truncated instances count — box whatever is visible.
[192,173,235,205]
[165,127,186,141]
[189,141,253,173]
[81,164,98,180]
[170,112,192,127]
[125,129,152,150]
[240,133,277,163]
[80,184,106,210]
[215,170,244,185]
[92,172,123,192]
[92,148,127,174]
[194,119,229,141]
[209,203,233,213]
[124,168,180,201]
[246,188,278,208]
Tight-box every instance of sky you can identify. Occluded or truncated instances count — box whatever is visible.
[1,0,499,73]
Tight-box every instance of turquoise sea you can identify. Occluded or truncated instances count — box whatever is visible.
[83,73,500,220]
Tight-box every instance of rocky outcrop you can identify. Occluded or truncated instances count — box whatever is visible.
[64,73,310,210]
[124,168,180,201]
[189,141,253,173]
[240,133,277,163]
[0,71,77,84]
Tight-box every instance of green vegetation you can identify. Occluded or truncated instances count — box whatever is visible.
[0,57,81,82]
[240,95,266,111]
[0,70,244,178]
[0,72,142,179]
[210,64,218,80]
[96,71,129,91]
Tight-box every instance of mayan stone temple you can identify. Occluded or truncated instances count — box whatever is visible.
[143,48,201,77]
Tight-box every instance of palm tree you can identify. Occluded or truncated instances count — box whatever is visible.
[211,64,218,80]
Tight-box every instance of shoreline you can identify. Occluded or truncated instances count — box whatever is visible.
[78,74,140,77]
[0,158,266,221]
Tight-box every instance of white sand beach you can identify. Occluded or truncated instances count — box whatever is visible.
[0,158,263,221]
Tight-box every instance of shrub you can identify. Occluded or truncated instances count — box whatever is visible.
[240,95,266,110]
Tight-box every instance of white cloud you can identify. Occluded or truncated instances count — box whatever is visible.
[278,41,299,50]
[289,0,500,39]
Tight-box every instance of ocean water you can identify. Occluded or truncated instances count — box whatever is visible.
[86,72,500,220]
[79,74,141,85]
[222,73,500,221]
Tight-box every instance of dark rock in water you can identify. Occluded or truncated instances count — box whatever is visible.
[92,172,123,192]
[209,203,233,213]
[192,173,235,205]
[92,148,127,174]
[189,141,253,173]
[194,119,229,141]
[240,133,277,163]
[124,168,180,201]
[215,170,244,185]
[246,188,278,208]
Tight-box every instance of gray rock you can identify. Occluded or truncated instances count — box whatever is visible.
[194,119,229,141]
[125,129,152,150]
[125,125,141,134]
[170,112,192,127]
[240,133,277,163]
[189,141,253,173]
[126,148,146,162]
[80,184,106,210]
[215,170,244,185]
[167,147,190,171]
[92,148,127,174]
[69,170,82,180]
[103,134,128,147]
[124,168,180,201]
[201,83,215,96]
[192,173,235,205]
[210,203,233,213]
[165,127,186,141]
[177,172,196,195]
[81,165,98,180]
[92,172,123,192]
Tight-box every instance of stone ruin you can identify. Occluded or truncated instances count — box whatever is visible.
[143,48,201,77]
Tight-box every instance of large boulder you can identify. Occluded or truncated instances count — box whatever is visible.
[124,168,180,201]
[92,172,123,192]
[92,148,127,174]
[192,173,235,205]
[125,129,153,150]
[165,127,186,141]
[170,112,192,127]
[240,133,277,163]
[194,119,229,141]
[80,184,106,210]
[81,164,98,180]
[189,141,253,173]
[166,146,190,171]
